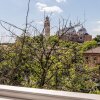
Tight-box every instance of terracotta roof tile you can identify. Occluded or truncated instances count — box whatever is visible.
[84,47,100,53]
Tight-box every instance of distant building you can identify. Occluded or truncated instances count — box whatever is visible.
[83,47,100,67]
[44,16,50,39]
[44,17,92,42]
[57,21,92,43]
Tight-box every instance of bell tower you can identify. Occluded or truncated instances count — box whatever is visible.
[44,16,50,38]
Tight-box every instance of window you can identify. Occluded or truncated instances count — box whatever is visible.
[85,56,89,63]
[80,37,83,40]
[93,57,97,64]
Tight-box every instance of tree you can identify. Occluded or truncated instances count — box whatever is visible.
[81,40,97,51]
[0,0,99,94]
[94,35,100,43]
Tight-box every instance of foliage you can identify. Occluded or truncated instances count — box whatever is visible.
[0,0,99,95]
[81,40,97,51]
[0,35,100,94]
[94,35,100,43]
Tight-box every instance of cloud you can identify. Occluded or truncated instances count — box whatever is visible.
[97,21,100,24]
[35,20,44,25]
[56,0,66,3]
[36,2,63,13]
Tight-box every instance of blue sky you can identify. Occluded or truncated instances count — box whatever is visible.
[0,0,100,42]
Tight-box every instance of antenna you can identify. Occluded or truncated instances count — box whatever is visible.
[65,15,70,27]
[77,16,79,24]
[84,9,86,27]
[43,10,46,35]
[49,12,53,21]
[59,19,60,30]
[44,10,46,22]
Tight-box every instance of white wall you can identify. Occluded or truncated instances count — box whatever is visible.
[0,85,100,100]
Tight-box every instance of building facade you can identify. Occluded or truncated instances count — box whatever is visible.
[57,22,92,43]
[44,16,92,42]
[44,16,50,39]
[83,47,100,67]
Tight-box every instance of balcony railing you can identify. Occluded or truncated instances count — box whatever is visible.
[0,85,100,100]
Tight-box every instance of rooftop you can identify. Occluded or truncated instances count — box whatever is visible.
[84,47,100,54]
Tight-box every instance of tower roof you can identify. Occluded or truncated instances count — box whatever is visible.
[78,26,87,34]
[46,16,49,20]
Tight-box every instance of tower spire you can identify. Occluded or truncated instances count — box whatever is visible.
[44,16,50,39]
[69,20,72,27]
[84,9,86,27]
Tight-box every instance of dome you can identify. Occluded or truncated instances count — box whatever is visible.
[78,26,87,35]
[56,21,76,35]
[78,26,87,33]
[61,21,76,35]
[78,28,87,32]
[67,26,76,35]
[68,21,76,34]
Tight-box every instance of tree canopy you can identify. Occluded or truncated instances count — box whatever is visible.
[0,35,99,94]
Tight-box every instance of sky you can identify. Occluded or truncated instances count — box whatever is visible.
[0,0,100,42]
